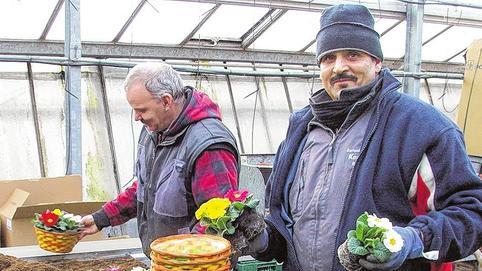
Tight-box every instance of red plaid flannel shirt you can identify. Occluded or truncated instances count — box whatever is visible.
[102,149,238,226]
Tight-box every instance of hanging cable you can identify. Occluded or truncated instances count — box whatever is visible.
[438,79,458,113]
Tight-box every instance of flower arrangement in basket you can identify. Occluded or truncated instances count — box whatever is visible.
[338,212,404,271]
[32,209,82,253]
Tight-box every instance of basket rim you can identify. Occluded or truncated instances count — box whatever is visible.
[34,225,80,236]
[151,261,231,271]
[150,234,231,258]
[150,252,230,266]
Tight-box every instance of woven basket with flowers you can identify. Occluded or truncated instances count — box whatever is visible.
[32,209,82,253]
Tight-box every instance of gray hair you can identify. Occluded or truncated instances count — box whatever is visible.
[123,62,185,100]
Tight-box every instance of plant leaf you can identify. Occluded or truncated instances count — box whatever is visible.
[348,237,369,256]
[226,225,235,235]
[372,241,392,262]
[356,221,366,241]
[366,227,378,238]
[358,212,369,224]
[246,199,260,209]
[232,202,245,211]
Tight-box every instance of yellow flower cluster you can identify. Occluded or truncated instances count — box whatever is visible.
[195,198,231,220]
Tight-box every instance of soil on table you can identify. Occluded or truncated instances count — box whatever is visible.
[0,253,148,271]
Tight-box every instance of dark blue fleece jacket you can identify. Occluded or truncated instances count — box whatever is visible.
[256,69,482,271]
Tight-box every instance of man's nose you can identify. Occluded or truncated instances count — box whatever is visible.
[333,57,348,74]
[134,112,142,121]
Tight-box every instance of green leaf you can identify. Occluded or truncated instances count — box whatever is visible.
[200,217,211,227]
[358,212,369,224]
[365,227,378,238]
[356,220,367,241]
[347,230,356,239]
[205,227,218,235]
[364,238,376,250]
[232,202,245,211]
[246,199,260,209]
[228,206,241,220]
[372,242,392,262]
[348,237,369,256]
[226,225,235,235]
[215,216,230,230]
[374,227,385,238]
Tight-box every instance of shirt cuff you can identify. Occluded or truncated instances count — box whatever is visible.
[92,208,111,230]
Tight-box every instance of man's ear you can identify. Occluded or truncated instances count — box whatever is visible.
[159,93,174,107]
[374,58,382,73]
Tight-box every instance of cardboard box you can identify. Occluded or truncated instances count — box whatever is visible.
[457,39,482,157]
[0,175,106,247]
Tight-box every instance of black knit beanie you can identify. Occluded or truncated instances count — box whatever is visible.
[315,4,383,65]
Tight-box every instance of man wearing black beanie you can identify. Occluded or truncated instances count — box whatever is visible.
[243,3,482,271]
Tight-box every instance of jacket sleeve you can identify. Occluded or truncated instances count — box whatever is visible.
[252,219,288,263]
[408,127,482,262]
[252,141,289,264]
[93,180,138,229]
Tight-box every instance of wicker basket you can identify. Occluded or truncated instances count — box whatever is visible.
[150,261,230,271]
[34,226,79,253]
[150,234,231,271]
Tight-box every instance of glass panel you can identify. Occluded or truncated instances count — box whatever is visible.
[0,0,58,39]
[422,26,482,62]
[102,66,143,189]
[380,21,406,59]
[421,23,450,44]
[382,22,449,60]
[285,77,322,110]
[449,54,465,63]
[0,62,27,72]
[49,0,141,41]
[195,5,269,39]
[119,0,215,44]
[31,63,66,177]
[229,76,270,154]
[0,63,41,179]
[419,78,462,121]
[46,4,64,40]
[81,66,119,200]
[249,10,319,51]
[257,77,291,149]
[82,0,137,41]
[306,42,316,54]
[375,18,402,35]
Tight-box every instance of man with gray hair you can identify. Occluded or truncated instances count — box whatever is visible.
[244,3,482,271]
[79,62,240,257]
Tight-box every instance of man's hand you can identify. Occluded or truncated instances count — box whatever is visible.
[224,208,268,267]
[337,239,364,271]
[78,215,100,240]
[359,226,424,270]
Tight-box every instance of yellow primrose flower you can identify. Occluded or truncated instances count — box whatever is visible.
[195,198,230,220]
[195,203,208,220]
[52,209,62,216]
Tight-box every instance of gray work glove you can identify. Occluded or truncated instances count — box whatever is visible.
[225,208,267,267]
